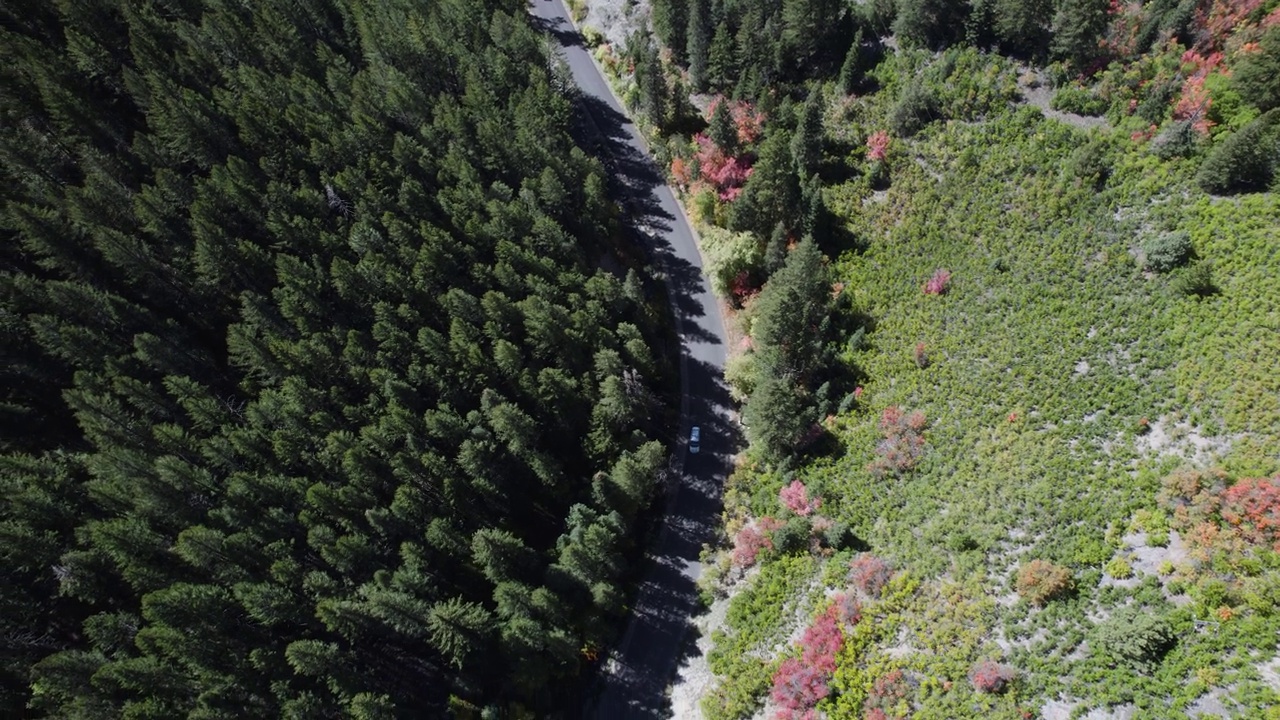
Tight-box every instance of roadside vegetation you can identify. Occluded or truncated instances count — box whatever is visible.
[580,0,1280,716]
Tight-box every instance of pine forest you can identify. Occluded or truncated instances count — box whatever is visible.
[2,0,675,716]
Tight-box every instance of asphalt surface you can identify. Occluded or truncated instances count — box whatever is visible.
[527,2,737,717]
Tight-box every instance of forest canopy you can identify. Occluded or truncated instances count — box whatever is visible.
[1,0,673,716]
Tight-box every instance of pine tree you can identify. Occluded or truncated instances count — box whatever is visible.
[1050,0,1111,69]
[687,0,712,93]
[791,86,824,179]
[709,97,738,153]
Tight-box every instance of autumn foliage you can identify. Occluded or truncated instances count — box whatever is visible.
[770,599,859,719]
[868,406,928,477]
[780,480,822,516]
[866,130,891,162]
[1219,475,1280,551]
[1015,559,1074,606]
[849,553,894,598]
[922,268,951,295]
[969,660,1016,694]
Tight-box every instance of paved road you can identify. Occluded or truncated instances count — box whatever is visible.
[527,2,737,717]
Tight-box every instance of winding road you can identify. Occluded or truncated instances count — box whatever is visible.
[528,2,737,717]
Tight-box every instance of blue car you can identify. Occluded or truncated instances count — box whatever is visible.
[689,426,701,454]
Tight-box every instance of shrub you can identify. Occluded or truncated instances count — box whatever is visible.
[771,657,831,713]
[1150,120,1198,159]
[774,516,813,555]
[1105,556,1133,579]
[732,522,773,567]
[866,131,891,162]
[1091,605,1175,673]
[1140,231,1192,272]
[912,342,929,369]
[849,553,894,598]
[821,521,858,551]
[1219,475,1280,551]
[1051,85,1107,116]
[770,604,847,717]
[1015,559,1073,606]
[889,83,941,138]
[779,480,821,516]
[868,406,928,477]
[1067,140,1111,188]
[865,668,912,717]
[968,660,1016,694]
[1195,110,1280,194]
[1170,261,1217,297]
[700,226,763,299]
[923,268,951,295]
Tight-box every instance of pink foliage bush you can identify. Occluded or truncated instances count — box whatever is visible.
[831,591,862,625]
[922,268,951,295]
[868,406,928,477]
[780,480,822,516]
[863,668,911,719]
[849,553,894,598]
[693,134,754,201]
[732,522,773,567]
[866,130,890,162]
[969,660,1016,694]
[771,658,830,714]
[770,601,859,719]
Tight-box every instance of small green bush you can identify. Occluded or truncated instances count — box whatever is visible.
[1051,85,1107,116]
[1140,231,1191,273]
[1067,140,1111,189]
[890,83,941,138]
[1105,556,1133,579]
[1091,605,1175,673]
[773,516,812,555]
[1171,261,1217,297]
[1150,120,1198,160]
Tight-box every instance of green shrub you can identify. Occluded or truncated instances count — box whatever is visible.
[1091,605,1175,673]
[1104,556,1133,579]
[1067,140,1111,188]
[890,83,941,138]
[1051,85,1107,116]
[773,516,813,555]
[1140,231,1191,272]
[1150,120,1198,159]
[1195,110,1280,194]
[1170,261,1217,297]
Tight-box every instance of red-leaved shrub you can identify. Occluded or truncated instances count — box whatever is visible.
[866,130,890,162]
[693,133,754,201]
[863,668,911,719]
[780,480,822,516]
[849,553,893,598]
[868,406,927,477]
[771,657,830,714]
[913,341,929,369]
[922,268,951,295]
[732,523,772,567]
[770,601,858,719]
[1219,475,1280,551]
[969,660,1016,694]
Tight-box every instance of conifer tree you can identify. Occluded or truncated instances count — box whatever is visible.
[687,0,713,93]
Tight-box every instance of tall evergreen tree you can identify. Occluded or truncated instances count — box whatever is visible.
[687,0,713,93]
